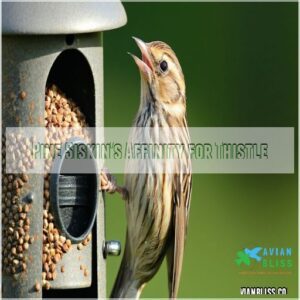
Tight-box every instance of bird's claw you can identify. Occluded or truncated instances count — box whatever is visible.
[100,167,116,193]
[100,168,129,201]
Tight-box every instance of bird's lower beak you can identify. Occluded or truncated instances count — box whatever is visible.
[129,37,153,82]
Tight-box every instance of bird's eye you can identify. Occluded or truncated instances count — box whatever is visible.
[159,60,168,72]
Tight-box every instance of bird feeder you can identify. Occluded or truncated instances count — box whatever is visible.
[2,2,126,298]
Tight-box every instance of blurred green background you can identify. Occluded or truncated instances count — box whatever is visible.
[103,3,298,298]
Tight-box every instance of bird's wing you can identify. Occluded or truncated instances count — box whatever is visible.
[167,171,192,298]
[253,247,262,254]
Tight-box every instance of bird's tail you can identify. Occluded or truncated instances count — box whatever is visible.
[110,236,140,299]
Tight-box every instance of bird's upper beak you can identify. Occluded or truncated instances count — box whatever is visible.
[129,37,153,82]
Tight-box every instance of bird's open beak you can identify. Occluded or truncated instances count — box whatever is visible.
[129,37,153,82]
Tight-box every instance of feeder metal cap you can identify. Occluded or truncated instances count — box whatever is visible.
[3,2,127,35]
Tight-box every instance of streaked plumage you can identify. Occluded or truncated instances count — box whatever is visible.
[111,38,192,299]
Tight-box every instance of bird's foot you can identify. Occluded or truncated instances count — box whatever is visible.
[100,167,129,201]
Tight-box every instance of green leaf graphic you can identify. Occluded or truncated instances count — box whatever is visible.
[235,250,251,266]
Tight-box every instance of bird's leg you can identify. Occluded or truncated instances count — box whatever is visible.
[100,167,129,200]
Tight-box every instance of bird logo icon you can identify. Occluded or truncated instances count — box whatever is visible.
[245,247,262,262]
[235,247,262,266]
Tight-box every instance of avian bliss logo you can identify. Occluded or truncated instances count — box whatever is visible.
[235,247,293,269]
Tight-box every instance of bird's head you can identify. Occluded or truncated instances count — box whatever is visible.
[130,37,186,117]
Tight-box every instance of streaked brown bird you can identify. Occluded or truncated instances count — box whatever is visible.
[110,37,192,299]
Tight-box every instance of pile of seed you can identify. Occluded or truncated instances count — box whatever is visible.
[2,135,34,276]
[45,85,88,129]
[4,133,35,174]
[1,85,93,288]
[42,85,91,289]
